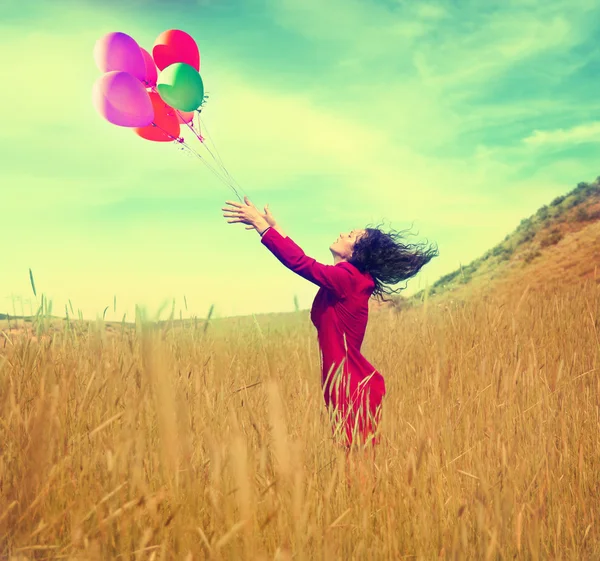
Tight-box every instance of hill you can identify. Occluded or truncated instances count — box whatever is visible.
[377,176,600,309]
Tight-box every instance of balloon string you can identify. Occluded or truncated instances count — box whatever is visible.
[175,109,245,202]
[198,115,240,190]
[146,88,245,202]
[150,120,243,201]
[183,141,244,202]
[199,131,245,197]
[179,109,246,199]
[176,110,204,142]
[197,114,245,196]
[179,140,244,201]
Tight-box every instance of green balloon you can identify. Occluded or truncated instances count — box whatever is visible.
[157,62,204,112]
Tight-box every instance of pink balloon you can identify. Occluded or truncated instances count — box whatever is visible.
[140,48,158,87]
[177,110,195,124]
[92,71,154,127]
[93,32,146,82]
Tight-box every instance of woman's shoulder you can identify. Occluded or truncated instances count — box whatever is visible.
[338,262,375,288]
[336,261,361,277]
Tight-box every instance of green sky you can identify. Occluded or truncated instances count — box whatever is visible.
[1,0,599,320]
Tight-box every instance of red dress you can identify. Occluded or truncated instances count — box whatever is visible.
[261,227,386,447]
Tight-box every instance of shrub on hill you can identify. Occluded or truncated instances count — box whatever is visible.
[491,245,507,257]
[537,205,550,220]
[516,217,534,232]
[540,228,564,248]
[517,229,536,245]
[575,207,589,221]
[572,181,599,198]
[498,248,512,261]
[522,248,542,264]
[564,195,582,210]
[589,208,600,220]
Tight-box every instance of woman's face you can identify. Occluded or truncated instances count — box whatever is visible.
[330,229,366,260]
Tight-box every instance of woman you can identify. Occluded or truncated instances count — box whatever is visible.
[222,196,438,449]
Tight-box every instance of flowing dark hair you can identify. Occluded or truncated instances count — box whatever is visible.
[348,222,439,302]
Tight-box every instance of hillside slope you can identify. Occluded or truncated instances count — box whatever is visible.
[369,177,600,311]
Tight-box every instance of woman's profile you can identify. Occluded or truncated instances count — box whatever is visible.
[223,196,438,449]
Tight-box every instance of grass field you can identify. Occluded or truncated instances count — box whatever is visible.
[1,279,599,560]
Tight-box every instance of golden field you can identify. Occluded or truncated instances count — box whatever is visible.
[1,279,599,560]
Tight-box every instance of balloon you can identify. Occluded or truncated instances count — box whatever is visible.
[153,29,200,72]
[92,71,153,127]
[140,48,158,87]
[177,110,195,124]
[134,92,180,142]
[93,32,146,82]
[157,63,204,112]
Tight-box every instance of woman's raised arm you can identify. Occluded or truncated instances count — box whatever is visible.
[222,196,353,296]
[260,227,353,297]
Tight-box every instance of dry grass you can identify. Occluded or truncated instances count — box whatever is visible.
[1,280,599,560]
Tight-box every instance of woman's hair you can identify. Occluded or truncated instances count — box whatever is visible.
[348,222,439,302]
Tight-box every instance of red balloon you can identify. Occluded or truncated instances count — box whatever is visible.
[153,29,200,72]
[134,92,180,142]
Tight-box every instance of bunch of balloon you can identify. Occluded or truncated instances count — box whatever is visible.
[92,30,243,200]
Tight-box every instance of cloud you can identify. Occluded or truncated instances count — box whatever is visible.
[523,122,600,146]
[269,0,596,94]
[415,3,449,20]
[0,9,470,218]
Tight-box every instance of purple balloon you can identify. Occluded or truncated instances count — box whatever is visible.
[93,32,146,82]
[92,71,154,127]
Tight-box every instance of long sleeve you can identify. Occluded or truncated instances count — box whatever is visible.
[261,227,354,297]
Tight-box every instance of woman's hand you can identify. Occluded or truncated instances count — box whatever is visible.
[222,196,276,233]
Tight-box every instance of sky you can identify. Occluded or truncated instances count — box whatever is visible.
[1,0,599,321]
